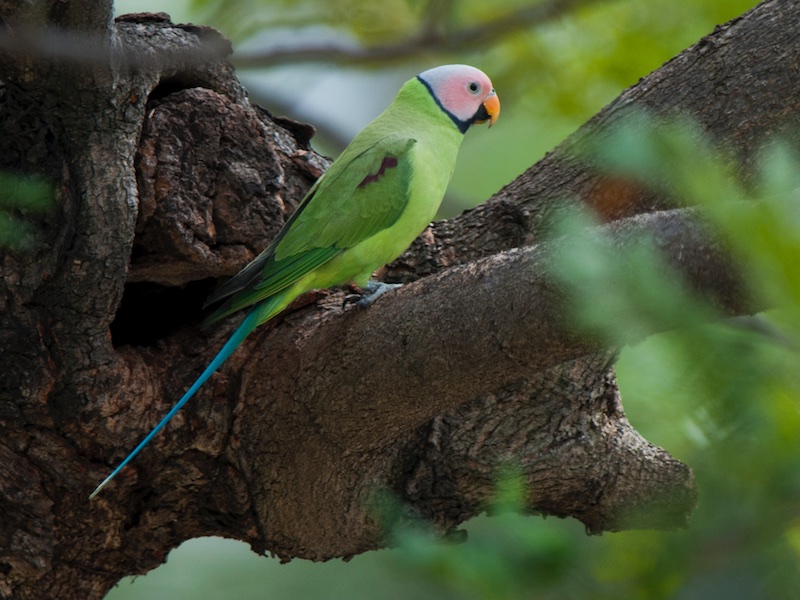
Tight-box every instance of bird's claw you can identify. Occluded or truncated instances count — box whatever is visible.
[345,281,402,309]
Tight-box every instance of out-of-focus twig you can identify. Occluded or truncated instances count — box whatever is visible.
[231,0,607,69]
[0,16,231,75]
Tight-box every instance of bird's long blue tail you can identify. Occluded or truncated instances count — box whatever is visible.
[89,308,263,500]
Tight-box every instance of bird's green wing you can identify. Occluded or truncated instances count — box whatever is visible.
[273,135,416,259]
[204,135,416,322]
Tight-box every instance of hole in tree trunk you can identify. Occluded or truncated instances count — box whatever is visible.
[110,279,217,347]
[148,77,200,104]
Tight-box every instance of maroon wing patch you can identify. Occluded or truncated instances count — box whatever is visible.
[357,156,399,188]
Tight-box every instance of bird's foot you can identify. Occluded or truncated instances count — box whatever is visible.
[355,281,402,308]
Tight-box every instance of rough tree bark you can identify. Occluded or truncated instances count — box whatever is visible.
[0,1,795,598]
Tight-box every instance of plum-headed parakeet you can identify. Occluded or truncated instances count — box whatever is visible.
[90,64,500,499]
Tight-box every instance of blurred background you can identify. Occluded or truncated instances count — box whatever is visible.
[103,1,800,599]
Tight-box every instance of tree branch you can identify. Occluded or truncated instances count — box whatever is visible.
[218,208,740,556]
[285,209,748,451]
[232,0,607,69]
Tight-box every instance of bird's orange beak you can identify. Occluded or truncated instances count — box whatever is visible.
[480,91,500,127]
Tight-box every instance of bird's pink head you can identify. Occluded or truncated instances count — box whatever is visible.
[417,64,500,133]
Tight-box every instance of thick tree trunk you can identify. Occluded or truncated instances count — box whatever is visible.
[0,1,795,598]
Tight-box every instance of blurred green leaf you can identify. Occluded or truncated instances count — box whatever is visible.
[0,171,54,249]
[552,112,800,599]
[549,204,717,345]
[388,484,579,600]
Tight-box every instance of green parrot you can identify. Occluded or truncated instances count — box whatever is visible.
[90,64,500,499]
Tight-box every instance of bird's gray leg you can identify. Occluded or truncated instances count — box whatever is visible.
[357,280,403,308]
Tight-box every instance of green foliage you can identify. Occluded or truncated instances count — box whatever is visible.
[572,112,800,313]
[383,468,578,600]
[548,113,800,598]
[389,515,577,600]
[191,0,757,116]
[551,207,715,342]
[190,0,419,44]
[0,171,54,249]
[519,0,756,118]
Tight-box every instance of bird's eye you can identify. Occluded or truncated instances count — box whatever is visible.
[467,81,481,94]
